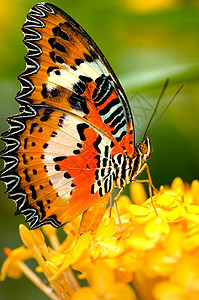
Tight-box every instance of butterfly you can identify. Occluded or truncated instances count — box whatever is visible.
[0,3,153,232]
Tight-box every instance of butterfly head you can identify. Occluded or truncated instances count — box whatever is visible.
[127,136,151,184]
[137,136,151,161]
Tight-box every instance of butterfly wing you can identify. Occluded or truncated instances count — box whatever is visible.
[19,2,135,155]
[0,3,135,229]
[15,108,115,228]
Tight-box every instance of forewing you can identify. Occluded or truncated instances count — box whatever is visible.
[17,2,135,155]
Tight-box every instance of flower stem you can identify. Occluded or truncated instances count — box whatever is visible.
[18,261,60,300]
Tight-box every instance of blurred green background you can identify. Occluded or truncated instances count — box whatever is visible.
[0,0,199,299]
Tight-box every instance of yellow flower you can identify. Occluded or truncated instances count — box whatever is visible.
[0,246,32,280]
[1,177,199,300]
[72,262,136,300]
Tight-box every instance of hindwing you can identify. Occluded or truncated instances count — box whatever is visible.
[2,108,115,228]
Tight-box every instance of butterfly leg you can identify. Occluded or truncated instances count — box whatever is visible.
[109,193,113,218]
[133,163,158,194]
[132,163,158,215]
[113,187,124,237]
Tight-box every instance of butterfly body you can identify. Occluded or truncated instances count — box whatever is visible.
[0,3,151,230]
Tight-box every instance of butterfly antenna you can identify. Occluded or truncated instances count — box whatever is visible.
[143,79,169,140]
[145,83,184,138]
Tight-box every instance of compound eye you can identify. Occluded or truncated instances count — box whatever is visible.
[138,142,148,155]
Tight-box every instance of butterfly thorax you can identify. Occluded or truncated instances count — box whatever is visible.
[114,136,151,189]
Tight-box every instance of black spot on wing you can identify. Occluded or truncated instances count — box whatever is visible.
[43,143,48,149]
[93,135,102,154]
[105,145,109,158]
[23,169,30,182]
[51,88,60,98]
[117,154,122,165]
[49,51,56,63]
[24,138,28,149]
[33,169,37,175]
[56,56,64,64]
[73,149,80,155]
[99,187,103,197]
[29,185,37,200]
[110,141,114,148]
[30,123,39,134]
[77,123,89,141]
[55,70,61,75]
[53,156,67,162]
[41,84,48,99]
[58,114,65,128]
[55,42,66,53]
[91,184,95,194]
[69,93,89,114]
[40,108,54,122]
[84,53,93,62]
[79,75,92,83]
[55,164,60,171]
[51,131,57,138]
[95,169,99,180]
[49,37,67,53]
[42,87,58,99]
[22,154,27,164]
[70,66,77,71]
[48,37,56,48]
[47,66,59,76]
[52,26,70,41]
[75,58,84,66]
[104,178,109,193]
[36,200,46,219]
[64,172,71,179]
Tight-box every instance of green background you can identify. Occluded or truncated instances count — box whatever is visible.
[0,0,199,299]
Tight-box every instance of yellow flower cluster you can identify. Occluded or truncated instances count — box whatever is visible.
[1,177,199,300]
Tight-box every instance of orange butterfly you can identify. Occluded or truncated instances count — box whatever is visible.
[0,3,154,232]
